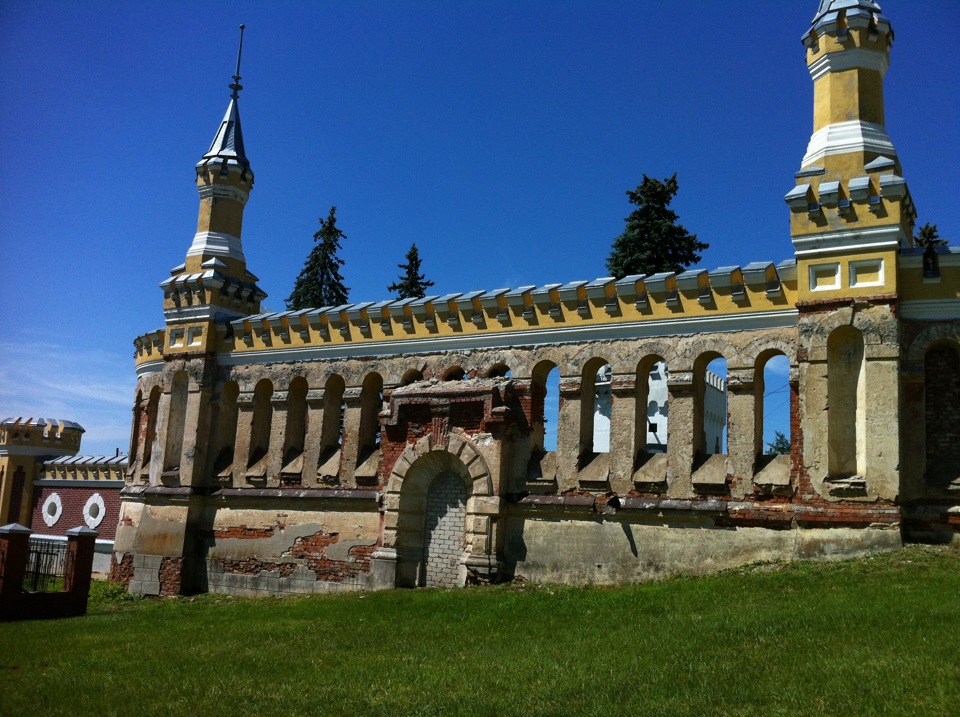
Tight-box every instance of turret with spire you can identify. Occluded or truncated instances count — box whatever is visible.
[786,0,915,302]
[160,25,266,354]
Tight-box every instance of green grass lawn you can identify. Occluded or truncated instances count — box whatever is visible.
[3,545,959,717]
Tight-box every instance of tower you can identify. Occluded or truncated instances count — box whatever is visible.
[787,0,915,299]
[787,1,909,500]
[160,24,265,357]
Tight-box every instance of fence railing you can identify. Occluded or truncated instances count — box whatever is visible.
[24,537,70,593]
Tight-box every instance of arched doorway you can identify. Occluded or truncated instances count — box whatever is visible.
[384,431,498,588]
[421,471,468,587]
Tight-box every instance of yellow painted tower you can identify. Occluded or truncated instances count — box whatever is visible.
[160,25,265,356]
[787,0,915,301]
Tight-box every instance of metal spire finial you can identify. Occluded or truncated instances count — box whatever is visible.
[229,24,246,100]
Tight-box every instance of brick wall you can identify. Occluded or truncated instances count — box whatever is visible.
[29,484,122,540]
[925,345,960,466]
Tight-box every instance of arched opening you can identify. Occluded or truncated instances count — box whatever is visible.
[694,354,728,456]
[924,343,960,486]
[638,357,668,456]
[487,363,511,378]
[390,444,490,589]
[247,378,273,479]
[162,371,189,475]
[827,326,865,477]
[141,386,162,469]
[318,374,345,482]
[757,353,791,456]
[579,358,610,462]
[281,377,309,483]
[531,361,559,452]
[528,361,559,482]
[401,368,423,386]
[443,366,466,381]
[356,373,384,484]
[211,381,239,479]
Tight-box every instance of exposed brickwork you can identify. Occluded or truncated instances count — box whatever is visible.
[207,525,276,540]
[109,552,134,586]
[218,531,375,583]
[221,558,298,578]
[790,381,807,491]
[158,557,183,597]
[925,346,960,470]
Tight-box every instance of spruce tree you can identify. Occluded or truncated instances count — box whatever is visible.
[286,206,349,310]
[914,222,946,249]
[606,174,708,279]
[387,242,435,299]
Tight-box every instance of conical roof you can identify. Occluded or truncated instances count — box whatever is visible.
[198,97,250,172]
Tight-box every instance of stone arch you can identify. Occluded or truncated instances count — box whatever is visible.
[387,430,493,497]
[802,305,897,351]
[384,431,496,588]
[907,324,960,363]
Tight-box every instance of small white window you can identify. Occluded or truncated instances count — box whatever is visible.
[42,493,63,527]
[83,493,107,529]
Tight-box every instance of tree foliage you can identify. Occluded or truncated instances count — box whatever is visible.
[388,243,435,299]
[606,174,708,279]
[914,222,947,249]
[766,431,791,455]
[286,206,349,310]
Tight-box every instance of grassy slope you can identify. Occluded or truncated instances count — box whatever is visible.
[2,546,959,717]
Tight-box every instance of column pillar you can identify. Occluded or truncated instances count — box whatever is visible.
[666,372,695,497]
[302,389,326,488]
[0,523,31,597]
[555,376,582,492]
[267,391,288,487]
[726,368,756,498]
[608,375,637,494]
[233,391,255,486]
[339,387,363,487]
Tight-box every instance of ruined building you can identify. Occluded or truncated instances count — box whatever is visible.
[113,0,959,596]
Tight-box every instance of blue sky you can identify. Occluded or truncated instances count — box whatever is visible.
[1,1,958,456]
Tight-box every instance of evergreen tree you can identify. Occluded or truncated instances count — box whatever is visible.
[286,207,349,310]
[914,222,946,249]
[606,174,708,279]
[387,242,435,299]
[915,222,948,277]
[766,431,790,455]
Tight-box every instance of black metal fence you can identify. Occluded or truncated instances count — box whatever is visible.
[23,538,70,592]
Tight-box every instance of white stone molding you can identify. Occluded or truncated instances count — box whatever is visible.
[802,121,896,167]
[807,47,889,82]
[186,231,246,262]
